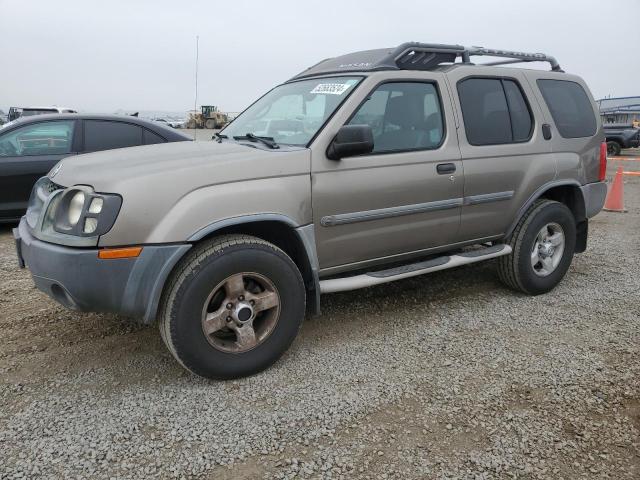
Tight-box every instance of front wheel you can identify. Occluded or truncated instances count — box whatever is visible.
[498,199,576,295]
[159,234,306,379]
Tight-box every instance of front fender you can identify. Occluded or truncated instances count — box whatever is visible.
[148,176,311,244]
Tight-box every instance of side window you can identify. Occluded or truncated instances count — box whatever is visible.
[503,80,533,142]
[537,79,596,138]
[457,78,533,145]
[143,129,165,145]
[0,120,75,157]
[84,120,143,152]
[348,82,444,153]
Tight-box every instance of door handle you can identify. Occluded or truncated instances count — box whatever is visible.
[437,163,456,174]
[542,124,552,140]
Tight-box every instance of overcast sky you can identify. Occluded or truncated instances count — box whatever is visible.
[1,0,638,114]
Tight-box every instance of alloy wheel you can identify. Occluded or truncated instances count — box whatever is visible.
[201,272,280,353]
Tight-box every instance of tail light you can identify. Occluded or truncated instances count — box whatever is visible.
[599,142,607,181]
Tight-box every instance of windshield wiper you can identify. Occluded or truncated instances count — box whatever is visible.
[214,133,228,143]
[233,133,279,149]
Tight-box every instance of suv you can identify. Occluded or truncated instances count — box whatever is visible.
[603,123,640,156]
[14,43,608,379]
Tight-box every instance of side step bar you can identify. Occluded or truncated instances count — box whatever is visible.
[319,244,512,294]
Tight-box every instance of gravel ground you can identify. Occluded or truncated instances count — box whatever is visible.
[1,157,639,479]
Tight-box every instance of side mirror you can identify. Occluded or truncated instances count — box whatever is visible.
[326,124,374,160]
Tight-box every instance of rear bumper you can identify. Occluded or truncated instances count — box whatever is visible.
[14,218,190,323]
[580,181,607,218]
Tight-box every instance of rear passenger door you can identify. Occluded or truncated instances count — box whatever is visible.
[83,120,143,152]
[82,120,166,153]
[446,69,554,241]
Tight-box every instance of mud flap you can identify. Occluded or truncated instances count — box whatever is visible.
[575,220,588,253]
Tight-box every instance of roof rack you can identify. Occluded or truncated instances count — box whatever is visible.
[290,42,563,80]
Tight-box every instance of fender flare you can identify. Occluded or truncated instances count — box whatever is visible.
[189,213,300,241]
[143,214,321,323]
[189,214,321,315]
[505,180,585,239]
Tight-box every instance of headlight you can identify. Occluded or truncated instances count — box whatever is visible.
[26,177,63,229]
[50,186,122,238]
[67,191,85,226]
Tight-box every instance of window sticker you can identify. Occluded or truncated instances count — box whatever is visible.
[310,83,352,95]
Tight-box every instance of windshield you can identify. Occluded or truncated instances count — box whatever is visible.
[221,76,362,146]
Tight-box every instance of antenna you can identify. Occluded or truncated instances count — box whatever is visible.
[193,35,200,123]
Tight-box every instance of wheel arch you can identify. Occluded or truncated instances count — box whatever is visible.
[506,181,588,253]
[189,215,320,315]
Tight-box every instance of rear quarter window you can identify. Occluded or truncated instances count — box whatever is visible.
[143,129,166,145]
[537,79,596,138]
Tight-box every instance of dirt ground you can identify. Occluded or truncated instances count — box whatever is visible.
[1,153,639,479]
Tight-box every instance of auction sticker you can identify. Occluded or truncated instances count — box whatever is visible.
[310,83,352,95]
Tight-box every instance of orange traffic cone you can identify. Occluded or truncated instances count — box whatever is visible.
[604,166,627,212]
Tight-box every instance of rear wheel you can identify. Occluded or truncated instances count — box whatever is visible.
[607,141,621,156]
[159,234,306,379]
[498,199,576,295]
[205,119,216,129]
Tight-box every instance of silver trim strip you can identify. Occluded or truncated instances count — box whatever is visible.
[321,198,463,227]
[320,244,512,293]
[464,190,514,205]
[321,191,515,227]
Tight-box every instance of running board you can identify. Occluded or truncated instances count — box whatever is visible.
[319,244,512,294]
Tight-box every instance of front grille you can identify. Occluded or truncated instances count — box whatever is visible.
[43,179,62,194]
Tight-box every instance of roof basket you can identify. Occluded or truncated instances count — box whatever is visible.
[390,43,563,72]
[290,42,563,81]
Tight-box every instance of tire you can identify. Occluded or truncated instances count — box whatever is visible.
[205,119,216,129]
[607,141,621,157]
[159,234,306,379]
[498,199,576,295]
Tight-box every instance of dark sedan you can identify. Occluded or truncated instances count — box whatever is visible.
[0,114,191,222]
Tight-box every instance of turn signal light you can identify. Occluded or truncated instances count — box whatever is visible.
[599,142,607,182]
[98,247,143,259]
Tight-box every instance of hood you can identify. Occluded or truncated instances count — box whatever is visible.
[51,140,309,193]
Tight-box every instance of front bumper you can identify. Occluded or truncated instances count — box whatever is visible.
[14,218,190,323]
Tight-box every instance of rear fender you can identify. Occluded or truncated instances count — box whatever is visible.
[505,180,589,253]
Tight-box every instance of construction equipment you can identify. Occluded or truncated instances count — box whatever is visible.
[185,105,229,129]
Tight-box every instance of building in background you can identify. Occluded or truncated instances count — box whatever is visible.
[597,96,640,126]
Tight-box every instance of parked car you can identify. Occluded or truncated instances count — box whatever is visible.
[153,118,185,129]
[15,43,607,380]
[8,106,77,122]
[0,114,191,222]
[603,123,640,156]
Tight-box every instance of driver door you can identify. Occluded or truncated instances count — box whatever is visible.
[310,75,463,273]
[0,119,79,218]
